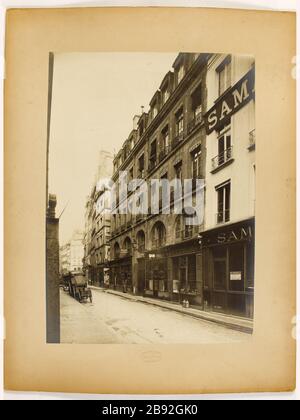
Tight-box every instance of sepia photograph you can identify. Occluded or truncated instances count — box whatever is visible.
[46,52,255,344]
[3,2,296,398]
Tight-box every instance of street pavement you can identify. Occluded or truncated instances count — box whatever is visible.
[60,288,251,344]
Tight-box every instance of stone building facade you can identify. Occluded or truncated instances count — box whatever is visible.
[109,53,210,306]
[93,52,255,320]
[59,230,84,275]
[83,151,113,286]
[201,54,255,318]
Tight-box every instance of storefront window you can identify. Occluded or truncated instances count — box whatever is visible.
[246,242,255,291]
[229,243,244,291]
[213,246,227,290]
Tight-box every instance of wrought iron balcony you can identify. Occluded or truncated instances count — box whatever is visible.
[159,146,170,162]
[148,159,157,172]
[172,131,184,149]
[187,113,202,134]
[249,129,255,150]
[211,146,233,171]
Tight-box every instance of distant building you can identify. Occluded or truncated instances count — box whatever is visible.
[60,229,84,274]
[83,150,113,286]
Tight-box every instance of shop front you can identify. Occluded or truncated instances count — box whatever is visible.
[168,240,203,307]
[109,256,133,293]
[143,252,169,299]
[202,218,254,318]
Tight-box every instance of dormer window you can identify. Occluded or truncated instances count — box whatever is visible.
[152,104,158,120]
[139,120,144,137]
[177,65,185,84]
[162,88,170,105]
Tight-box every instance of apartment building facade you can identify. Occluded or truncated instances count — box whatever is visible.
[109,53,210,306]
[60,229,84,275]
[83,151,113,286]
[202,54,255,318]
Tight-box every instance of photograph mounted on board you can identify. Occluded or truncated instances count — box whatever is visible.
[46,52,255,344]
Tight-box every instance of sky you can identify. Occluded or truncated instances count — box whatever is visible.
[48,52,177,245]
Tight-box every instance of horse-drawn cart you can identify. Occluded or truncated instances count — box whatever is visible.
[65,273,92,303]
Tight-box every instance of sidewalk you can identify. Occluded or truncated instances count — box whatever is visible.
[89,286,253,334]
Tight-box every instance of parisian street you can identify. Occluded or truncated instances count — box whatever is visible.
[60,288,250,344]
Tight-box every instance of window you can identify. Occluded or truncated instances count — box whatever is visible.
[177,65,185,84]
[191,86,202,124]
[151,222,166,249]
[217,57,231,96]
[216,181,231,223]
[161,125,169,156]
[151,103,158,120]
[191,146,201,178]
[175,217,182,239]
[129,167,134,181]
[229,243,244,292]
[138,154,145,178]
[137,231,146,252]
[174,161,183,182]
[212,124,232,170]
[213,246,227,290]
[184,217,193,239]
[175,108,183,141]
[162,88,170,105]
[218,125,232,166]
[149,140,157,170]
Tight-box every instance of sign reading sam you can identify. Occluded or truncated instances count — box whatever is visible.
[204,67,255,135]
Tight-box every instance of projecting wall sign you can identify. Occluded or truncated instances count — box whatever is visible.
[204,67,255,135]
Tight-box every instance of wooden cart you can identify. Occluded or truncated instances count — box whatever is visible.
[69,274,92,303]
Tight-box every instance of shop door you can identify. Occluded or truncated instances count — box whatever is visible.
[137,259,145,295]
[212,247,227,313]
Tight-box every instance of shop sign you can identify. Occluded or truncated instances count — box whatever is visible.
[230,271,242,281]
[204,67,255,135]
[217,226,252,244]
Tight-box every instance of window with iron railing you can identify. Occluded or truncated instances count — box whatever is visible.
[212,125,233,170]
[249,129,255,149]
[188,86,202,133]
[138,154,145,178]
[191,147,202,178]
[174,108,184,147]
[212,146,233,170]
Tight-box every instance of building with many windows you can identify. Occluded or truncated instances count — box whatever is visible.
[59,229,84,275]
[106,52,255,320]
[109,53,210,305]
[201,54,255,318]
[83,150,113,286]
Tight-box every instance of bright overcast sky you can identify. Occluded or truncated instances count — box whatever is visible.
[48,52,177,244]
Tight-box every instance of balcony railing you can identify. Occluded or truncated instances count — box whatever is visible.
[137,169,146,179]
[159,146,170,162]
[249,129,255,149]
[172,131,184,149]
[211,146,233,171]
[216,209,230,224]
[187,113,202,134]
[148,159,157,172]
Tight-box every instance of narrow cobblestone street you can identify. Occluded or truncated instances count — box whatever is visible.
[60,288,251,344]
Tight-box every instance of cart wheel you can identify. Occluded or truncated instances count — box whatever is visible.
[89,294,92,303]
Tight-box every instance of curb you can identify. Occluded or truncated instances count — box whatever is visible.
[89,286,253,334]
